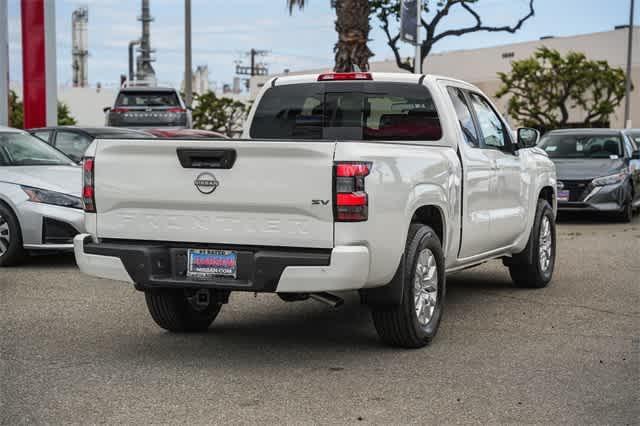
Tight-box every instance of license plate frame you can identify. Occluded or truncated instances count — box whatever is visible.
[558,189,570,202]
[187,249,237,280]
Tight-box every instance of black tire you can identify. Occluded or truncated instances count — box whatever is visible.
[616,188,633,223]
[371,224,446,348]
[508,199,556,288]
[144,289,222,332]
[0,203,25,267]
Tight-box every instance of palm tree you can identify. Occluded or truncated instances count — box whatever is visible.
[288,0,373,72]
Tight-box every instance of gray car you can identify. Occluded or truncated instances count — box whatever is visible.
[538,128,640,222]
[0,126,84,266]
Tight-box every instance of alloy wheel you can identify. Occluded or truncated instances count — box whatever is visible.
[0,213,10,257]
[414,248,438,326]
[538,216,553,273]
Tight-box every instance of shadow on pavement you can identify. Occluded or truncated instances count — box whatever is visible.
[557,211,639,225]
[20,252,77,268]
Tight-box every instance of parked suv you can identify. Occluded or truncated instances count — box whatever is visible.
[105,86,191,129]
[75,72,557,348]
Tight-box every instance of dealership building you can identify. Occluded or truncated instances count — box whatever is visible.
[250,27,639,129]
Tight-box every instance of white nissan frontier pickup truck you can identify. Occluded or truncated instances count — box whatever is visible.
[74,72,557,348]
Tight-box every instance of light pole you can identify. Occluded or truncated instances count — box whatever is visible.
[0,0,9,126]
[414,0,422,74]
[624,0,635,128]
[184,0,193,107]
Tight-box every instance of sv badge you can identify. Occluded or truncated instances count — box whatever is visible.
[312,199,330,206]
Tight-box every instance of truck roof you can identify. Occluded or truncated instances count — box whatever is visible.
[270,72,480,92]
[118,86,177,93]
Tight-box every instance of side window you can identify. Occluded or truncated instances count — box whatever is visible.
[32,131,52,143]
[55,132,91,163]
[447,87,479,147]
[468,92,509,150]
[624,135,635,156]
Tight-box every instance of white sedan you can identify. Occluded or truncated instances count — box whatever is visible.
[0,126,84,266]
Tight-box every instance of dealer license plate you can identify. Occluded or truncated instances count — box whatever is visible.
[187,249,237,280]
[558,190,570,202]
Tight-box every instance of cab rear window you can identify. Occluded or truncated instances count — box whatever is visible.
[116,91,180,107]
[250,82,442,141]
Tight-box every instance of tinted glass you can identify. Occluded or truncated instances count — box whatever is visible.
[32,131,52,143]
[468,92,506,149]
[0,133,75,166]
[538,134,623,159]
[447,87,479,146]
[55,132,92,162]
[250,82,442,141]
[625,132,639,150]
[116,91,180,107]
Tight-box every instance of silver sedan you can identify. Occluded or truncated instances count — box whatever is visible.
[0,126,85,266]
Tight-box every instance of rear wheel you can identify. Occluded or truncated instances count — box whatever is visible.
[0,204,25,267]
[371,224,445,348]
[508,199,556,288]
[144,288,222,332]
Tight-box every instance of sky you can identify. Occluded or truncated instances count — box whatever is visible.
[6,0,636,91]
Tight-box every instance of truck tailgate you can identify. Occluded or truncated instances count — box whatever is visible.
[93,139,336,248]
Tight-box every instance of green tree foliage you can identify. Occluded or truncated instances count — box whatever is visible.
[8,90,23,128]
[7,90,77,128]
[496,47,628,131]
[191,91,247,137]
[371,0,534,72]
[57,102,77,125]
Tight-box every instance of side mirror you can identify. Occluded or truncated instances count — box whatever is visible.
[103,106,111,113]
[517,127,540,149]
[632,150,640,160]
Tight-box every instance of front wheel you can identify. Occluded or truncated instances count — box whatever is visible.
[508,199,556,288]
[371,224,446,348]
[616,189,633,223]
[144,288,222,332]
[0,203,25,267]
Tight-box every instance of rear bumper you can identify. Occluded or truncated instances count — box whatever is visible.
[73,235,370,293]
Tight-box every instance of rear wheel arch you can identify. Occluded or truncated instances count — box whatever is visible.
[361,204,445,307]
[410,204,445,249]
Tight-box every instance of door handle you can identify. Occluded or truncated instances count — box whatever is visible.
[176,148,236,169]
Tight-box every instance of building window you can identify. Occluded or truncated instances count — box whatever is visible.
[502,52,515,59]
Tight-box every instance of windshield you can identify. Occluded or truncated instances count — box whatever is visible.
[116,91,180,108]
[538,134,622,159]
[0,132,75,166]
[250,82,442,141]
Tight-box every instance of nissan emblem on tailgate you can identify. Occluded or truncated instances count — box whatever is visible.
[194,173,219,194]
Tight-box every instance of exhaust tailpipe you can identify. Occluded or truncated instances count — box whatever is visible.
[309,292,344,308]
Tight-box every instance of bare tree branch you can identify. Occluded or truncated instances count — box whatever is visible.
[431,0,535,44]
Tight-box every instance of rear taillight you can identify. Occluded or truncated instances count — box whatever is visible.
[167,107,186,113]
[334,161,371,222]
[318,72,372,81]
[82,157,96,213]
[111,107,129,113]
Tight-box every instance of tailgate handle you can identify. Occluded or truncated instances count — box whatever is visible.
[177,148,236,169]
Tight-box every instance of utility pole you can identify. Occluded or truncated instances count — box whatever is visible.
[414,0,422,74]
[235,49,269,77]
[624,0,635,128]
[0,0,8,126]
[184,0,192,106]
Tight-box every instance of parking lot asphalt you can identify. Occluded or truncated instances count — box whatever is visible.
[1,215,638,425]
